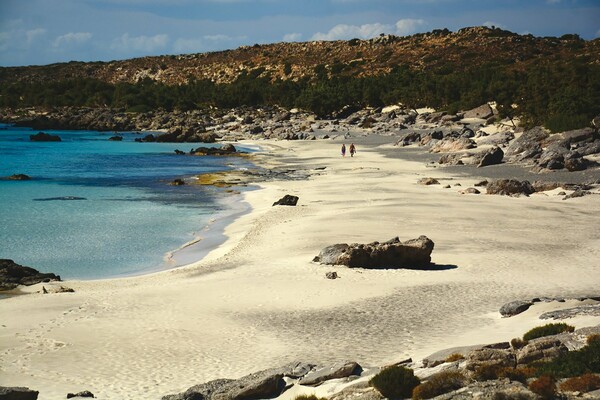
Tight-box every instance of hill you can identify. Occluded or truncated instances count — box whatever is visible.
[1,26,599,131]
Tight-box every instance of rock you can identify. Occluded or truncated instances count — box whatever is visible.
[108,135,123,141]
[56,286,75,293]
[516,337,568,365]
[431,380,535,399]
[191,144,237,156]
[170,179,186,186]
[162,367,288,400]
[592,114,600,129]
[474,180,488,187]
[538,142,568,170]
[4,174,31,180]
[564,152,587,171]
[325,271,339,279]
[540,303,600,320]
[532,181,562,192]
[418,177,440,185]
[460,127,475,138]
[328,382,383,400]
[560,127,597,144]
[499,301,533,317]
[563,189,591,200]
[220,143,236,153]
[465,348,516,372]
[477,146,504,167]
[299,361,362,386]
[33,196,87,201]
[460,188,480,195]
[0,259,61,291]
[272,195,299,206]
[430,137,476,153]
[476,131,514,147]
[463,104,494,119]
[66,390,94,398]
[0,386,39,400]
[174,149,186,155]
[29,132,61,142]
[486,179,535,197]
[505,126,548,162]
[314,236,434,269]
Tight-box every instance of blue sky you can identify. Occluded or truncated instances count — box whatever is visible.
[0,0,599,67]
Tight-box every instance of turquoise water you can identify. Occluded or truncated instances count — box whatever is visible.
[0,126,252,279]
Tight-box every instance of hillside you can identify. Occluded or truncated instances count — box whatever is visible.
[1,26,599,131]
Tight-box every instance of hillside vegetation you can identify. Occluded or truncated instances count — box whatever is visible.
[1,26,599,131]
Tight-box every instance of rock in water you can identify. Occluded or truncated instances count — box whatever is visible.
[4,174,31,180]
[314,236,434,269]
[272,195,299,206]
[29,132,61,142]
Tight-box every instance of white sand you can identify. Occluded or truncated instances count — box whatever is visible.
[1,139,599,399]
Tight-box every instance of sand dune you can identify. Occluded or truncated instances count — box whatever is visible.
[1,137,599,399]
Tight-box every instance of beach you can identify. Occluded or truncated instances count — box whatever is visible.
[1,135,600,400]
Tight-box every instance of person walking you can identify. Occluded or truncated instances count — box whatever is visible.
[341,144,346,157]
[349,143,356,157]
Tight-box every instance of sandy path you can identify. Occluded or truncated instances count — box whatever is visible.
[1,139,599,399]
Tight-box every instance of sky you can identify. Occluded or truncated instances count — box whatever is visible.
[0,0,599,67]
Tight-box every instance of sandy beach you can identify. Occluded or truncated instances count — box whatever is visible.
[1,136,600,399]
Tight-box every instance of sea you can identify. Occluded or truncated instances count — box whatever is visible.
[0,125,254,280]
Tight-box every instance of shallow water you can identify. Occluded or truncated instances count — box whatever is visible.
[0,126,252,279]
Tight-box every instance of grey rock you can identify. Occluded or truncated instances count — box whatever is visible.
[460,188,480,195]
[66,391,94,398]
[0,259,61,291]
[476,131,514,147]
[538,142,569,170]
[272,194,299,206]
[516,337,568,365]
[505,126,548,162]
[477,146,504,167]
[0,387,39,400]
[299,360,362,386]
[432,380,535,400]
[465,348,516,372]
[463,104,494,119]
[4,174,31,180]
[540,304,600,320]
[29,132,61,142]
[314,236,434,269]
[499,300,533,317]
[563,189,591,200]
[486,179,535,196]
[325,271,339,279]
[418,177,440,185]
[328,382,383,400]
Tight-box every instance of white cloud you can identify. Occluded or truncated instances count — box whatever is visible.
[53,32,92,47]
[311,18,425,41]
[283,33,302,42]
[26,28,47,45]
[395,19,425,36]
[110,33,168,53]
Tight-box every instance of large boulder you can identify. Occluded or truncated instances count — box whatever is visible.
[29,132,61,142]
[465,348,516,372]
[499,300,533,317]
[486,179,535,197]
[505,127,548,162]
[272,195,299,206]
[299,361,362,386]
[516,337,568,365]
[463,104,494,119]
[313,236,434,269]
[0,259,61,291]
[477,146,504,167]
[430,137,476,153]
[0,387,39,400]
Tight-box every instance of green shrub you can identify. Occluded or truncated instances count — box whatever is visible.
[412,370,467,399]
[370,365,421,399]
[559,373,600,393]
[535,339,600,378]
[523,323,575,341]
[473,363,504,381]
[498,366,537,384]
[510,338,528,350]
[528,376,556,400]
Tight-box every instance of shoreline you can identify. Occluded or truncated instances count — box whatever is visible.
[1,136,599,399]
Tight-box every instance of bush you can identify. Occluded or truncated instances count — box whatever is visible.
[528,376,556,400]
[587,334,600,345]
[370,366,421,399]
[412,370,467,399]
[535,339,600,378]
[473,363,504,381]
[511,338,528,350]
[560,373,600,393]
[445,353,465,363]
[523,323,575,341]
[498,366,537,384]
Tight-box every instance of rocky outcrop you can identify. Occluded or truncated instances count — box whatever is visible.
[540,303,600,320]
[66,391,95,398]
[516,337,568,365]
[0,386,39,400]
[486,179,535,196]
[465,348,516,372]
[3,174,31,180]
[272,195,299,206]
[505,126,548,163]
[29,132,61,142]
[313,236,434,269]
[0,259,61,291]
[190,144,237,156]
[418,177,440,185]
[463,104,494,119]
[499,301,533,317]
